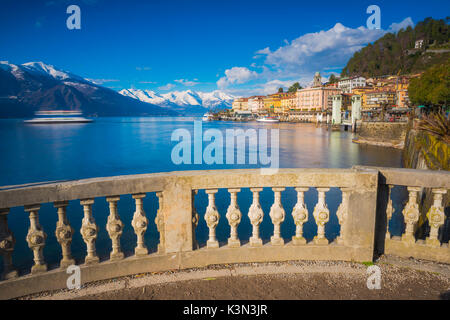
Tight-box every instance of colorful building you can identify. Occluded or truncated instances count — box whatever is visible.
[365,90,396,110]
[296,87,342,111]
[232,98,249,111]
[280,93,297,112]
[338,76,366,93]
[247,96,265,113]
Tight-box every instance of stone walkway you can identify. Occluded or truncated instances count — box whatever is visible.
[20,255,450,300]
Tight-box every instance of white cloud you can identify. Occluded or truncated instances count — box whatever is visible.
[139,81,157,84]
[174,79,199,86]
[257,18,414,74]
[158,83,175,91]
[388,17,414,33]
[215,17,414,95]
[217,67,258,88]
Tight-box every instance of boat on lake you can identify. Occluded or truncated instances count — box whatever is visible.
[24,110,93,124]
[256,116,279,123]
[202,112,214,121]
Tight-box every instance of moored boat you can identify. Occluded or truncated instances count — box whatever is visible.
[24,110,93,124]
[256,116,279,123]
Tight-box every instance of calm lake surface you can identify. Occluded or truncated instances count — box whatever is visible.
[0,117,404,272]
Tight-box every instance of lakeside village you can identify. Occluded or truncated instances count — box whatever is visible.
[212,71,421,127]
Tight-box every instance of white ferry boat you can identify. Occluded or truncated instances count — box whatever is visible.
[256,116,279,123]
[202,112,214,121]
[24,110,93,124]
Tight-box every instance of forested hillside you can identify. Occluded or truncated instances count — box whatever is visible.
[341,18,450,78]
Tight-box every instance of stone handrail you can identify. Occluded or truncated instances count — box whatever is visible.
[0,167,448,299]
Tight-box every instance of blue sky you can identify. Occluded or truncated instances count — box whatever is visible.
[1,0,449,96]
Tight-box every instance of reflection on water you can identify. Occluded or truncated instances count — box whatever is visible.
[0,117,403,272]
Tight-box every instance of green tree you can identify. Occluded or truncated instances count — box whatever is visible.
[328,74,338,84]
[409,59,450,108]
[278,87,284,93]
[288,82,302,93]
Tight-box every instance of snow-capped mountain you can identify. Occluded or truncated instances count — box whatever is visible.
[120,89,235,113]
[0,61,176,117]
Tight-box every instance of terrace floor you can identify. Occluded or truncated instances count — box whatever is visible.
[20,255,450,300]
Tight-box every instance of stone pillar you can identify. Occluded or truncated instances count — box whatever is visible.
[160,178,194,253]
[80,199,99,264]
[106,196,124,261]
[0,209,18,279]
[332,96,342,125]
[226,188,242,248]
[351,95,362,124]
[292,188,309,245]
[345,169,379,261]
[54,201,75,268]
[132,193,148,256]
[401,187,421,244]
[24,205,47,273]
[205,189,220,249]
[426,189,447,247]
[269,187,285,246]
[313,188,330,245]
[248,188,264,247]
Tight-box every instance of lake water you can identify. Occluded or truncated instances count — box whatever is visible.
[0,117,404,272]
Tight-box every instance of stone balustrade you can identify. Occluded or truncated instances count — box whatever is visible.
[0,167,448,299]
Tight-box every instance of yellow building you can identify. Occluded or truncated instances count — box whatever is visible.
[280,93,297,112]
[264,93,286,113]
[365,90,396,110]
[352,87,372,109]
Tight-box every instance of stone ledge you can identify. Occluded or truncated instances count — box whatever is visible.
[0,243,370,300]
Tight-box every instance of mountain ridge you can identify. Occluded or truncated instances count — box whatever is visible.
[0,61,177,118]
[119,88,235,114]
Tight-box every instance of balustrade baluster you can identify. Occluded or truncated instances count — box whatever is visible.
[385,185,394,239]
[249,188,264,247]
[269,187,285,246]
[401,187,421,244]
[24,205,47,273]
[336,187,351,244]
[205,189,220,248]
[0,209,18,279]
[155,192,165,253]
[54,201,75,268]
[313,188,330,245]
[226,188,241,248]
[80,199,99,264]
[192,190,199,250]
[132,193,148,256]
[292,188,309,245]
[106,196,124,261]
[426,189,447,247]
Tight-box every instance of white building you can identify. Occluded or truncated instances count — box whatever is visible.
[415,39,424,49]
[338,76,366,93]
[247,96,265,112]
